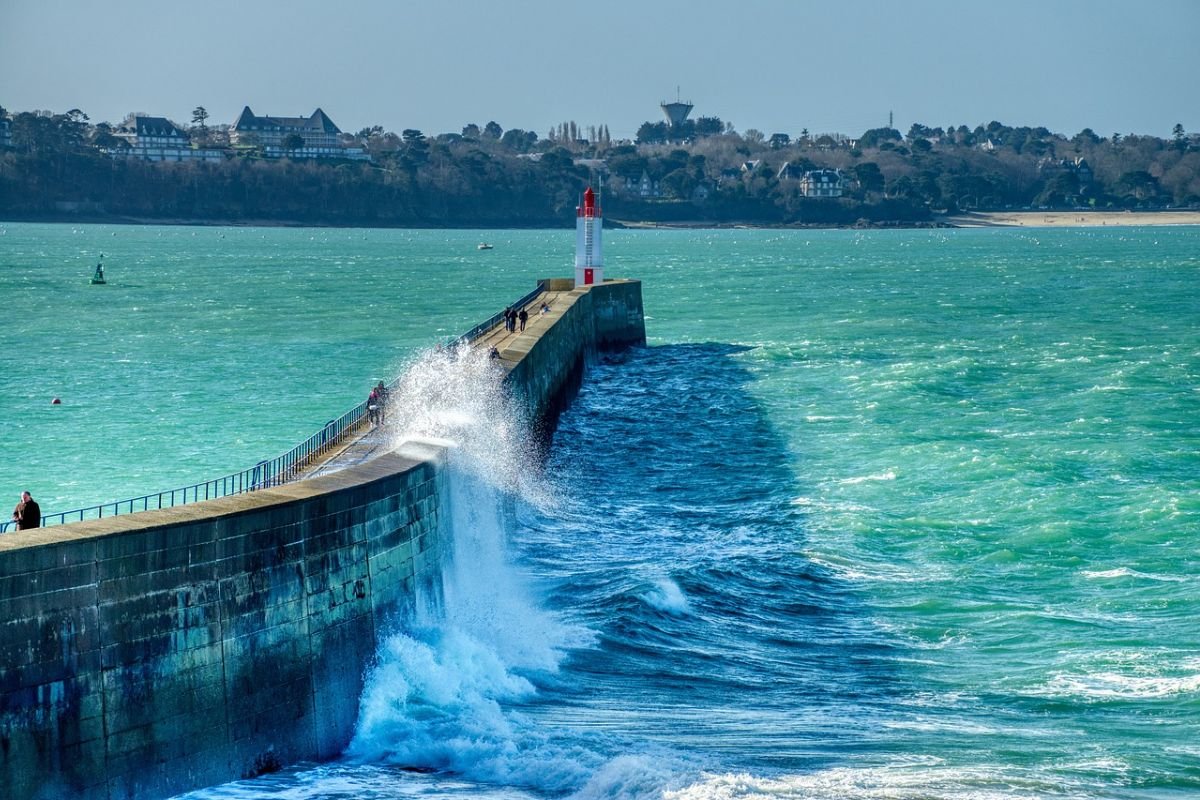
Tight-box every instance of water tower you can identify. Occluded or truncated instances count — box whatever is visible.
[660,87,693,127]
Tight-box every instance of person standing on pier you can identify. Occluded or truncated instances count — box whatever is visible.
[11,491,40,530]
[375,381,388,424]
[519,308,528,331]
[367,385,381,426]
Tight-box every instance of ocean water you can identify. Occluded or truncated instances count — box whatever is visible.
[2,222,1199,799]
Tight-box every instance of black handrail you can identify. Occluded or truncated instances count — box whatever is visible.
[2,282,548,533]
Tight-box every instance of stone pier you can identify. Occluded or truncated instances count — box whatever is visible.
[0,279,644,800]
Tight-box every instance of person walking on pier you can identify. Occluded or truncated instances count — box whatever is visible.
[11,491,40,530]
[367,385,381,426]
[503,307,513,332]
[374,381,388,424]
[518,308,528,332]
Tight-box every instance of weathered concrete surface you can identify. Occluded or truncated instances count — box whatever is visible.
[501,280,646,430]
[0,279,644,800]
[0,441,448,800]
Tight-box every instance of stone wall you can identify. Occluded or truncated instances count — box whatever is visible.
[0,441,447,800]
[503,280,645,429]
[0,280,645,800]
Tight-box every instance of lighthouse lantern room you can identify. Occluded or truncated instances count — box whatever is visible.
[574,187,604,287]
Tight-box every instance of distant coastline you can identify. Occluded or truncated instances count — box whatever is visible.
[5,210,1200,231]
[944,210,1200,228]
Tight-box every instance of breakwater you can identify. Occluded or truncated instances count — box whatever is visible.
[0,279,644,800]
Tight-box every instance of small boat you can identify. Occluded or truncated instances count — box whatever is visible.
[477,243,493,250]
[90,259,106,285]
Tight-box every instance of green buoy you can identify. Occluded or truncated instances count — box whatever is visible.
[90,257,106,285]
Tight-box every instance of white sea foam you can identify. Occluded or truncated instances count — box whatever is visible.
[342,345,697,797]
[839,470,897,485]
[1036,667,1200,700]
[641,577,692,616]
[662,763,1058,800]
[1081,567,1187,583]
[381,344,553,510]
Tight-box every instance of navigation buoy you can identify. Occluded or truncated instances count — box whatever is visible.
[51,397,61,405]
[574,186,604,287]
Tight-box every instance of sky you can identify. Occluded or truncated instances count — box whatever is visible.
[3,0,1199,141]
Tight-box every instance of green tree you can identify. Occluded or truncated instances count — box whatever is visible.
[907,123,934,141]
[859,127,902,149]
[483,121,502,140]
[660,167,695,199]
[401,129,429,166]
[1173,123,1186,152]
[1072,128,1101,148]
[282,133,305,154]
[693,116,724,137]
[636,121,668,144]
[499,128,537,152]
[853,162,885,194]
[190,106,209,146]
[1116,170,1159,200]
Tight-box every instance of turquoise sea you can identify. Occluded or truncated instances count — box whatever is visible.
[2,222,1198,799]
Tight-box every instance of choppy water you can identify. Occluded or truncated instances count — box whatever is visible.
[2,222,1199,799]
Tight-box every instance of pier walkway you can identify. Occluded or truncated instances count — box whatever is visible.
[301,286,569,477]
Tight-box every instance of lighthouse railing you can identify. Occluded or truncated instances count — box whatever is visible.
[4,282,550,533]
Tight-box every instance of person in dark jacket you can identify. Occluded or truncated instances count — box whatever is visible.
[12,491,40,530]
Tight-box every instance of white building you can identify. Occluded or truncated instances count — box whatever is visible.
[797,169,846,198]
[111,116,224,163]
[231,107,368,161]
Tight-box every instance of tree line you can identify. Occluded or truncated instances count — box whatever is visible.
[1,104,1197,228]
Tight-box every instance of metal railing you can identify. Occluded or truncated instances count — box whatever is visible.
[2,282,548,533]
[455,280,546,345]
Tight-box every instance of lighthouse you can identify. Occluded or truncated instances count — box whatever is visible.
[574,186,604,287]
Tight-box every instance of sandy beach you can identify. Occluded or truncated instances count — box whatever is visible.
[946,210,1200,228]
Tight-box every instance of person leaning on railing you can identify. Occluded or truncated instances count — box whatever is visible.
[11,491,41,530]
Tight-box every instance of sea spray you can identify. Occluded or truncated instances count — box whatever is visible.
[346,343,599,790]
[378,343,551,509]
[641,577,692,617]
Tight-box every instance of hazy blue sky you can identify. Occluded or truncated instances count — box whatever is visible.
[3,0,1198,141]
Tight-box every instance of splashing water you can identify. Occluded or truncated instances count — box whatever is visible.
[346,343,601,792]
[641,578,692,617]
[380,344,553,511]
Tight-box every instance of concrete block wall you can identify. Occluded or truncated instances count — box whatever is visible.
[0,442,447,800]
[505,280,645,428]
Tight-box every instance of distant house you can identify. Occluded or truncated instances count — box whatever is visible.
[979,139,999,152]
[1072,157,1093,186]
[797,169,846,198]
[619,169,660,198]
[740,159,762,173]
[110,116,224,163]
[1040,156,1093,187]
[231,106,369,161]
[776,162,808,181]
[717,167,742,188]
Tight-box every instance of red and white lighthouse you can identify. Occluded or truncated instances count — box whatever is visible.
[574,187,604,287]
